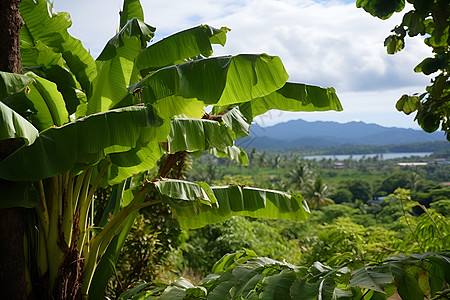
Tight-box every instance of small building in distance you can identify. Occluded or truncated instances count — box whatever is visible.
[333,162,345,169]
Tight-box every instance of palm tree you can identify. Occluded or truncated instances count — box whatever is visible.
[302,177,334,209]
[287,163,312,191]
[408,171,421,192]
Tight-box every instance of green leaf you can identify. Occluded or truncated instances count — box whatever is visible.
[136,25,229,73]
[356,0,405,20]
[259,269,297,300]
[239,82,342,122]
[0,101,39,147]
[207,146,249,166]
[96,18,155,61]
[87,19,156,115]
[3,72,70,131]
[220,107,251,139]
[397,270,424,300]
[0,180,38,209]
[349,265,394,293]
[0,71,34,99]
[414,54,447,75]
[384,35,404,54]
[290,279,320,300]
[118,281,152,300]
[20,0,97,98]
[167,118,234,153]
[0,105,164,181]
[21,39,86,115]
[396,94,419,115]
[120,0,144,29]
[155,180,310,229]
[129,54,289,107]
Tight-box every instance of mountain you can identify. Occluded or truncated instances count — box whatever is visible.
[236,119,446,149]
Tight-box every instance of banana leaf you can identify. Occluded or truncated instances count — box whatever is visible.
[167,118,234,154]
[0,101,39,146]
[20,0,97,98]
[154,180,310,229]
[0,105,164,181]
[20,39,85,115]
[220,107,251,139]
[0,72,34,99]
[239,82,343,122]
[1,72,70,130]
[120,0,145,29]
[207,146,249,166]
[127,54,289,110]
[136,25,229,74]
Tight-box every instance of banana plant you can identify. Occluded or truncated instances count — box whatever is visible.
[137,250,450,300]
[0,0,342,298]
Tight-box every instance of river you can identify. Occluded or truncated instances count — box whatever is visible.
[302,152,433,161]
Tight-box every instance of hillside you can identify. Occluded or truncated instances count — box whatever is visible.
[237,119,446,149]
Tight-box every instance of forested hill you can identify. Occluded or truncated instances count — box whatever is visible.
[237,119,446,149]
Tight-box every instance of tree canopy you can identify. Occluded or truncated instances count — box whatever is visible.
[357,0,450,140]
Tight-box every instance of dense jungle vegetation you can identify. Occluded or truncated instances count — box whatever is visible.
[107,148,450,299]
[0,0,449,299]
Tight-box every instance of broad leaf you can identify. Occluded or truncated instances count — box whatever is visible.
[207,146,249,166]
[0,72,33,99]
[0,106,164,181]
[2,72,70,130]
[167,118,234,153]
[136,25,229,73]
[0,101,39,146]
[87,18,156,115]
[20,0,97,97]
[356,0,405,20]
[154,180,310,229]
[239,82,342,122]
[259,269,297,300]
[119,0,144,29]
[349,265,394,293]
[0,180,38,209]
[128,54,289,108]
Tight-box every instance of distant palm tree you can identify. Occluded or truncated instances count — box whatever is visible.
[302,177,334,209]
[408,171,421,191]
[287,163,312,191]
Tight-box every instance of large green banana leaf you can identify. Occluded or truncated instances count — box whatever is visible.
[126,54,289,111]
[0,72,34,99]
[20,0,97,98]
[86,18,155,115]
[154,180,310,229]
[119,0,145,29]
[0,101,39,146]
[1,71,70,130]
[0,106,164,181]
[103,117,243,185]
[20,38,86,115]
[207,146,249,166]
[239,82,343,122]
[167,118,234,153]
[136,25,229,74]
[220,107,251,139]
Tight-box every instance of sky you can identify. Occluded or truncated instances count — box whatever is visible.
[53,0,432,129]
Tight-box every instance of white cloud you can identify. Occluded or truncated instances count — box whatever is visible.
[53,0,432,128]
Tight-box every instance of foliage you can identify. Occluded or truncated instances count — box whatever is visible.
[183,216,296,276]
[357,0,450,139]
[0,0,343,298]
[338,179,373,203]
[122,250,450,300]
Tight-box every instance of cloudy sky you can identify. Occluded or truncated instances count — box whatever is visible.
[53,0,431,129]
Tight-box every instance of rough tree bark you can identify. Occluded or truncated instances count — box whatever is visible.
[0,0,28,299]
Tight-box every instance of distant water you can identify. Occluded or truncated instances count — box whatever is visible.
[302,152,433,161]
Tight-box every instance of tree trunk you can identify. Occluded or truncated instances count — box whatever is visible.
[0,1,28,299]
